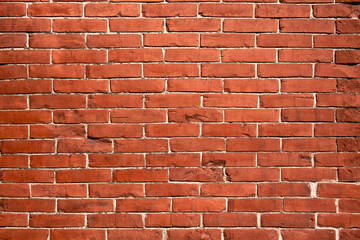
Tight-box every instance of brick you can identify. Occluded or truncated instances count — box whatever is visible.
[318,183,360,198]
[58,199,113,212]
[0,126,27,139]
[318,214,360,228]
[316,64,360,78]
[87,34,141,48]
[173,198,226,212]
[281,230,336,240]
[261,94,314,107]
[54,80,109,93]
[340,229,360,240]
[0,50,49,64]
[109,49,162,62]
[54,110,109,123]
[51,230,105,240]
[0,96,26,110]
[57,139,112,153]
[315,153,360,167]
[165,49,219,62]
[222,49,276,63]
[1,140,55,153]
[169,108,223,122]
[142,3,196,17]
[167,18,221,32]
[144,33,198,47]
[30,125,85,138]
[0,230,48,240]
[262,214,315,228]
[0,3,25,16]
[202,183,256,197]
[258,34,312,48]
[279,49,333,63]
[146,213,200,227]
[224,19,278,32]
[336,50,360,64]
[280,19,334,33]
[337,19,360,33]
[201,33,254,47]
[199,3,253,17]
[0,155,28,168]
[283,138,336,152]
[144,64,199,77]
[0,34,26,48]
[111,79,165,93]
[227,139,280,152]
[146,183,199,196]
[284,199,336,212]
[228,199,282,212]
[30,95,86,109]
[0,214,27,227]
[256,4,310,18]
[115,139,168,153]
[0,199,55,212]
[53,50,106,63]
[0,19,50,32]
[317,94,360,107]
[56,169,111,183]
[315,123,360,137]
[0,65,27,79]
[282,108,335,122]
[224,229,278,240]
[116,199,170,212]
[0,184,29,197]
[88,94,142,108]
[53,19,107,32]
[30,34,85,48]
[28,3,83,16]
[113,169,168,182]
[339,168,360,182]
[88,124,142,138]
[111,109,166,123]
[226,168,280,182]
[258,153,312,167]
[147,153,200,167]
[202,64,255,77]
[259,124,312,137]
[258,64,313,77]
[339,200,360,213]
[168,78,222,92]
[146,123,199,137]
[110,19,163,32]
[0,110,52,124]
[314,4,360,18]
[337,108,360,122]
[170,168,223,182]
[226,109,280,122]
[89,183,144,197]
[88,214,143,228]
[202,153,256,167]
[202,123,256,137]
[204,213,257,227]
[315,35,360,48]
[85,3,139,16]
[31,184,87,197]
[87,64,141,78]
[30,154,86,168]
[145,94,200,107]
[281,79,336,92]
[30,214,84,227]
[204,94,257,107]
[30,65,84,78]
[170,138,225,152]
[258,183,311,197]
[89,154,144,167]
[108,230,162,240]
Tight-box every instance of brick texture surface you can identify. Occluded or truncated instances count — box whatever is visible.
[0,0,359,239]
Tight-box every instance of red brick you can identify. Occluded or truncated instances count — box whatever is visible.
[142,3,196,17]
[222,49,276,63]
[144,64,199,77]
[169,108,223,122]
[53,19,107,32]
[85,3,139,16]
[279,49,333,63]
[87,64,141,78]
[317,94,360,107]
[88,94,142,108]
[0,155,28,168]
[336,50,360,64]
[199,3,253,17]
[166,49,219,62]
[0,230,48,240]
[283,138,336,152]
[30,34,85,48]
[315,123,360,137]
[0,3,25,16]
[31,184,87,198]
[30,94,86,109]
[201,33,254,47]
[170,168,223,182]
[110,19,163,32]
[202,183,256,197]
[204,94,257,107]
[258,34,312,48]
[262,214,315,228]
[339,168,360,182]
[259,124,312,137]
[89,183,144,197]
[145,94,200,107]
[202,64,255,77]
[56,169,111,183]
[224,229,278,240]
[316,64,360,78]
[315,35,360,48]
[282,230,336,240]
[87,34,141,48]
[0,19,50,32]
[337,19,360,33]
[0,184,29,197]
[30,124,85,138]
[0,50,49,64]
[146,213,200,227]
[0,199,55,212]
[170,138,225,152]
[202,153,256,167]
[173,198,226,212]
[204,213,257,227]
[337,108,360,122]
[168,78,222,92]
[282,79,336,92]
[261,94,314,107]
[146,123,199,137]
[54,110,109,123]
[89,124,142,138]
[147,153,200,167]
[113,169,168,182]
[315,153,360,167]
[202,123,256,137]
[54,80,109,93]
[144,33,198,47]
[0,214,27,227]
[0,34,26,48]
[258,183,311,197]
[226,168,280,182]
[284,199,336,212]
[108,230,162,240]
[111,109,166,123]
[89,154,144,167]
[1,140,55,153]
[228,199,282,212]
[58,199,113,212]
[28,3,83,16]
[314,4,360,18]
[88,214,143,228]
[226,109,280,122]
[224,19,278,32]
[282,108,335,122]
[0,110,51,124]
[30,214,84,227]
[111,79,165,93]
[109,49,162,62]
[115,139,168,153]
[0,126,27,139]
[256,4,310,17]
[0,96,26,109]
[318,183,360,198]
[0,65,27,79]
[258,64,313,77]
[30,154,86,168]
[116,199,170,212]
[57,139,112,153]
[167,18,221,32]
[339,200,360,213]
[340,229,360,240]
[280,19,334,33]
[53,49,106,63]
[227,138,280,152]
[318,214,360,228]
[258,153,312,167]
[146,183,199,196]
[30,65,84,78]
[51,230,105,240]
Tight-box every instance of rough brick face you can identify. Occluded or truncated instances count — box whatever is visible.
[0,0,358,238]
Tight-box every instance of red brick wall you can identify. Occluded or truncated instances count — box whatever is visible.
[0,0,360,239]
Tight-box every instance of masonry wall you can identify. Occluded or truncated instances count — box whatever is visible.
[0,0,360,239]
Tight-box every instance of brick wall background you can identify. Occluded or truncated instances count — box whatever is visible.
[0,0,360,239]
